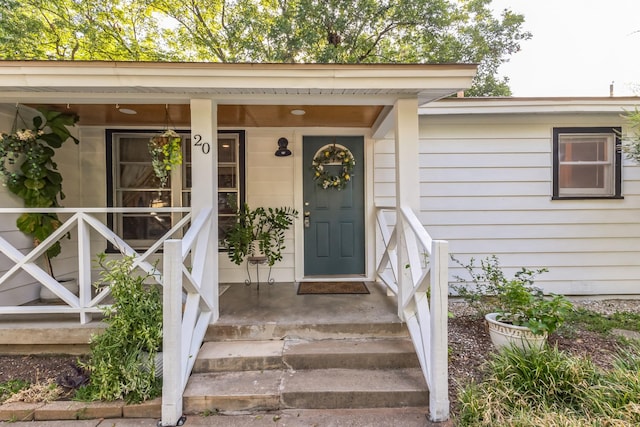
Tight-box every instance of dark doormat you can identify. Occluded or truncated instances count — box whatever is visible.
[297,282,369,295]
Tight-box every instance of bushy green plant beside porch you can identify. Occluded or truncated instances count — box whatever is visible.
[76,255,162,404]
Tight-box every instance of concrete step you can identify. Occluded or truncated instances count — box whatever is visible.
[179,407,434,427]
[183,368,428,413]
[205,321,409,341]
[184,371,282,413]
[194,340,285,373]
[281,368,428,409]
[193,338,419,373]
[284,338,419,370]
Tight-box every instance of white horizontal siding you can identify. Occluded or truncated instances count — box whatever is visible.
[376,111,640,295]
[430,223,640,240]
[427,114,638,295]
[423,209,638,225]
[220,128,297,282]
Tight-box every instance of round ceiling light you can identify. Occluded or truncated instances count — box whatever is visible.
[118,108,137,115]
[290,109,306,116]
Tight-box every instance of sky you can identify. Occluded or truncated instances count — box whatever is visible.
[489,0,640,97]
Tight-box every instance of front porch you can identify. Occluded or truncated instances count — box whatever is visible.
[0,282,428,422]
[0,281,405,353]
[0,196,453,423]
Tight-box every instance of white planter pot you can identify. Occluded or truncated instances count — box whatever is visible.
[485,312,547,351]
[39,278,78,303]
[251,239,265,257]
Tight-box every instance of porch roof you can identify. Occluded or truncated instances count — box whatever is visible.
[0,61,477,128]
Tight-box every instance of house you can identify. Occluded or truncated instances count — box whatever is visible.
[0,61,638,424]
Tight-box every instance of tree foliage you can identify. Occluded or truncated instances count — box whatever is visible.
[621,108,640,163]
[0,0,531,95]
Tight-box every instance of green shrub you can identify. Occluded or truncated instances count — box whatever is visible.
[452,255,572,335]
[76,254,162,403]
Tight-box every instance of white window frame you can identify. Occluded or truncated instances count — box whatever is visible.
[107,129,245,249]
[553,127,622,199]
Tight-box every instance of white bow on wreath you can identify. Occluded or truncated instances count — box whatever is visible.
[311,145,355,190]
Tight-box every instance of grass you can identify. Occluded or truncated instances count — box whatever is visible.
[457,332,640,426]
[0,380,29,403]
[561,308,640,335]
[2,380,62,404]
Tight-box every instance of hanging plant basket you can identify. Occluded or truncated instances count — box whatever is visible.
[149,130,182,188]
[311,145,355,190]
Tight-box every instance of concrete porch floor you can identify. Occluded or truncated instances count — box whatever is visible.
[209,281,406,341]
[0,281,405,353]
[218,281,400,324]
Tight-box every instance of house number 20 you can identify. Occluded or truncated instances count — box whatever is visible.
[193,134,211,154]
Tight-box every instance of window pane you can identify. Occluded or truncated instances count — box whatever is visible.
[560,137,608,162]
[559,164,608,189]
[218,216,236,243]
[184,165,192,188]
[218,192,237,214]
[119,138,151,162]
[122,215,171,240]
[219,138,236,162]
[219,166,237,188]
[120,190,170,208]
[119,164,158,189]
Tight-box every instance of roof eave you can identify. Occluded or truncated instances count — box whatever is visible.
[0,61,478,106]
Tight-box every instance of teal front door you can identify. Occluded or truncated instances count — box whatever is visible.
[303,136,365,275]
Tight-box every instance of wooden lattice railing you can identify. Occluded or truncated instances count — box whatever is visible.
[0,207,190,324]
[375,204,450,422]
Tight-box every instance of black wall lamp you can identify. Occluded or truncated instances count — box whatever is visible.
[275,137,292,157]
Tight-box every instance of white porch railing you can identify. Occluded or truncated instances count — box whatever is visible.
[375,204,449,422]
[0,206,215,427]
[0,207,190,324]
[161,207,214,426]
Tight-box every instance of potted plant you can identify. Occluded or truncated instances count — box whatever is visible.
[222,203,298,266]
[148,129,182,188]
[0,107,79,296]
[76,254,163,403]
[452,255,573,350]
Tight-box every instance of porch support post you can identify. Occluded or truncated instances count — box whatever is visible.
[394,97,419,320]
[430,239,450,421]
[190,99,219,321]
[161,239,183,426]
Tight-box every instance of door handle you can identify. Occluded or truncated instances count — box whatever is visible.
[304,211,310,228]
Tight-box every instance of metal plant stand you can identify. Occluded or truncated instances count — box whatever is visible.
[245,256,274,290]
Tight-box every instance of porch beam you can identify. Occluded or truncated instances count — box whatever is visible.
[190,99,219,321]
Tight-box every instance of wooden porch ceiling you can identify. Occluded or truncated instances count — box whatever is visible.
[34,104,385,128]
